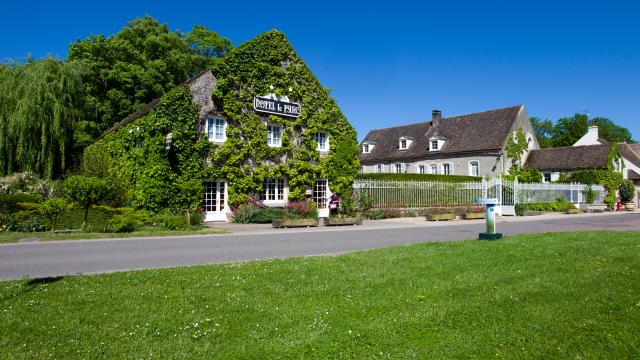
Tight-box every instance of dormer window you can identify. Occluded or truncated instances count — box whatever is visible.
[362,141,376,154]
[429,136,446,151]
[399,136,413,150]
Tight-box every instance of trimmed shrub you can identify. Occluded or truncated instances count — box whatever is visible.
[619,180,635,203]
[0,194,41,214]
[515,200,575,216]
[356,173,481,183]
[107,214,142,233]
[156,214,190,231]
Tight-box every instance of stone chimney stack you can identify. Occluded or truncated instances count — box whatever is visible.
[432,110,442,127]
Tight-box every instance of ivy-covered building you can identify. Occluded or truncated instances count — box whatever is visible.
[86,30,359,221]
[359,105,539,177]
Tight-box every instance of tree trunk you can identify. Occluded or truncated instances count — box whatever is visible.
[83,206,89,229]
[186,211,192,226]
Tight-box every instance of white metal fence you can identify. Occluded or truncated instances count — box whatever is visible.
[353,178,605,209]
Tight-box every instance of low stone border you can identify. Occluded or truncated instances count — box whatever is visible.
[426,214,456,221]
[462,213,485,220]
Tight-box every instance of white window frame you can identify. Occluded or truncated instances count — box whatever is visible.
[376,164,383,173]
[362,143,371,154]
[430,164,439,175]
[417,164,426,174]
[393,163,403,174]
[543,172,552,183]
[431,140,439,151]
[207,116,227,143]
[442,163,452,175]
[360,165,366,174]
[469,161,480,177]
[260,178,287,204]
[316,131,329,152]
[267,123,282,147]
[399,139,408,150]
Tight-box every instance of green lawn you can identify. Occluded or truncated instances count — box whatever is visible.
[1,231,639,358]
[0,226,229,243]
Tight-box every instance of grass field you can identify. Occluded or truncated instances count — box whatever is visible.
[0,226,228,243]
[1,231,639,358]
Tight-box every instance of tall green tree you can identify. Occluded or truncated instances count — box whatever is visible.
[529,117,554,148]
[68,16,231,150]
[552,113,590,147]
[0,58,85,178]
[550,113,634,147]
[185,24,233,60]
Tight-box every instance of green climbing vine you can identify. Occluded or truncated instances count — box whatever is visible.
[84,30,359,212]
[565,143,623,207]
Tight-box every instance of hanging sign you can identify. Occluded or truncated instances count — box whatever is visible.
[253,95,301,118]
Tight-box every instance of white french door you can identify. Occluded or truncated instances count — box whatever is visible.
[204,180,227,221]
[313,179,330,218]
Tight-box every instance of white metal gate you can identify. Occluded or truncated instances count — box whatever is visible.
[484,178,516,216]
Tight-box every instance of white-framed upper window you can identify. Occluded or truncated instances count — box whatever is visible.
[442,163,451,175]
[469,161,480,176]
[376,164,383,173]
[362,142,375,154]
[207,116,227,143]
[393,163,403,173]
[316,131,329,152]
[267,123,282,147]
[417,164,426,174]
[399,137,413,150]
[543,172,551,183]
[260,178,286,202]
[429,136,445,151]
[430,164,439,174]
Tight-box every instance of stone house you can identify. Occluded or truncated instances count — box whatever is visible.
[359,105,539,177]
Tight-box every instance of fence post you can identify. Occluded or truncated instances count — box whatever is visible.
[514,178,519,206]
[482,178,487,199]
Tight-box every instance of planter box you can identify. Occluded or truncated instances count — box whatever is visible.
[624,202,635,211]
[522,211,545,216]
[426,214,456,221]
[581,204,606,213]
[565,208,582,215]
[323,217,363,226]
[272,219,318,228]
[462,213,485,220]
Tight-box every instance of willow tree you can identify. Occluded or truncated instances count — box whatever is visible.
[0,58,84,178]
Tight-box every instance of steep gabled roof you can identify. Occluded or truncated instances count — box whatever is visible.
[619,143,640,169]
[524,144,611,171]
[360,105,523,164]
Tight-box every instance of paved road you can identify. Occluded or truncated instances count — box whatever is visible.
[1,213,638,280]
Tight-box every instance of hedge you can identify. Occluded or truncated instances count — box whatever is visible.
[355,173,481,183]
[0,194,41,214]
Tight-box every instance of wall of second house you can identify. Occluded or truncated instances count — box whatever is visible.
[504,106,540,174]
[361,153,503,177]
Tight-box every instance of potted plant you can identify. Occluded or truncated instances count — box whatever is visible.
[272,200,319,228]
[619,180,635,211]
[425,207,456,221]
[462,205,486,220]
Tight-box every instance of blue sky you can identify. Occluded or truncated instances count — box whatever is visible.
[2,1,639,141]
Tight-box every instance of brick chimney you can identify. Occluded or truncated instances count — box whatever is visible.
[432,110,442,127]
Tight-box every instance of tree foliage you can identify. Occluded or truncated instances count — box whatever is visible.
[529,117,554,148]
[0,58,85,179]
[68,16,231,150]
[38,197,72,231]
[65,175,110,226]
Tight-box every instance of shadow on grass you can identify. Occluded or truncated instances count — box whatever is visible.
[0,276,65,302]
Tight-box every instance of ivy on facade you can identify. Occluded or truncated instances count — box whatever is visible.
[84,30,359,212]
